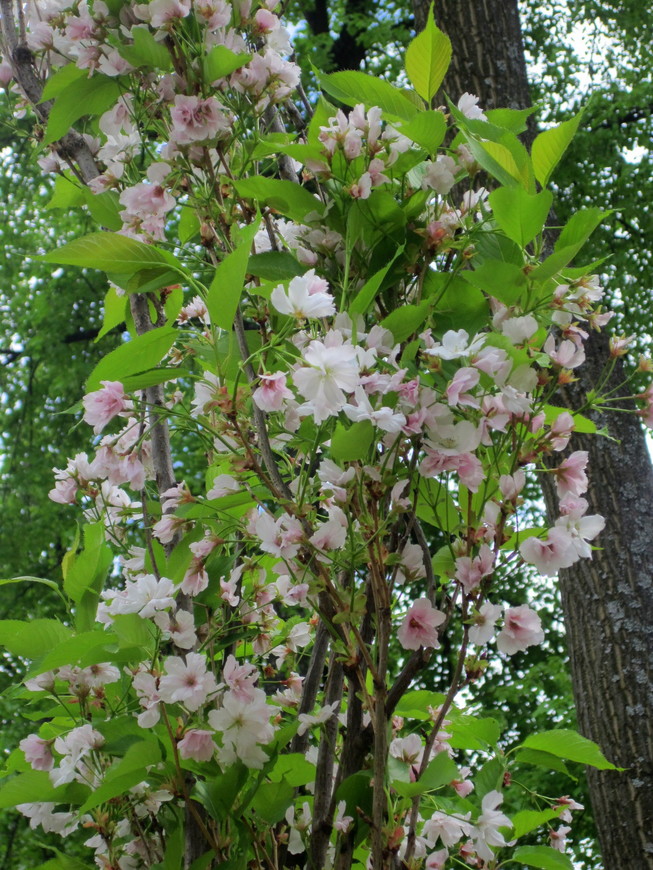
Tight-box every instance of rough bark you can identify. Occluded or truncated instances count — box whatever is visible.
[410,0,653,865]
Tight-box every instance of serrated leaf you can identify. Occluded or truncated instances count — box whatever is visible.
[381,300,430,342]
[398,110,447,152]
[532,110,584,187]
[462,260,527,306]
[83,189,122,231]
[330,420,374,462]
[520,729,618,770]
[405,14,451,103]
[512,807,565,839]
[202,45,251,82]
[317,70,418,121]
[119,25,172,70]
[234,177,324,222]
[488,187,553,246]
[392,752,458,797]
[41,232,182,275]
[514,748,575,778]
[46,174,85,210]
[512,845,574,870]
[86,325,178,391]
[207,221,258,330]
[0,619,72,658]
[247,251,306,281]
[44,75,123,144]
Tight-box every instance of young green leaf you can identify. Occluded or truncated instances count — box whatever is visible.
[519,729,618,770]
[40,232,182,275]
[207,221,259,330]
[317,70,419,121]
[405,13,452,103]
[532,110,584,187]
[488,187,553,246]
[512,845,574,870]
[233,177,324,222]
[44,74,123,144]
[86,325,178,391]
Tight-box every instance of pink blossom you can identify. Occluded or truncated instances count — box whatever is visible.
[158,652,218,711]
[20,735,54,771]
[455,545,494,593]
[471,790,512,862]
[209,687,277,768]
[181,563,209,596]
[422,811,472,848]
[207,474,239,499]
[458,92,487,121]
[252,372,294,412]
[554,451,589,497]
[468,601,502,645]
[153,609,197,649]
[548,411,575,451]
[446,367,480,407]
[221,655,259,702]
[83,381,130,434]
[149,0,191,28]
[499,469,526,501]
[497,605,544,655]
[519,526,577,575]
[271,270,335,319]
[422,156,457,195]
[549,825,571,852]
[397,598,445,650]
[178,730,217,762]
[170,95,230,144]
[293,335,360,423]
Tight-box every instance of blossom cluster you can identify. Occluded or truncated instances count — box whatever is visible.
[0,0,640,865]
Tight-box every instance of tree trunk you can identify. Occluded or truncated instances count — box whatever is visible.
[412,0,653,866]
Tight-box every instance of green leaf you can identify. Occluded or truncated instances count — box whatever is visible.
[462,260,528,306]
[519,729,618,769]
[83,189,122,231]
[532,110,584,187]
[194,765,248,822]
[0,619,72,658]
[44,74,123,144]
[317,70,418,121]
[64,522,112,605]
[425,273,489,334]
[543,405,597,435]
[393,752,458,797]
[119,25,172,70]
[86,325,178,391]
[513,748,574,779]
[41,63,86,100]
[207,221,259,330]
[247,251,306,281]
[0,771,65,809]
[97,286,127,341]
[533,208,608,280]
[512,807,565,839]
[488,188,553,246]
[105,739,161,782]
[511,845,574,870]
[250,779,294,824]
[466,136,532,189]
[29,629,117,674]
[46,174,85,210]
[268,754,316,787]
[394,690,446,720]
[485,106,536,134]
[233,177,324,222]
[79,768,153,813]
[405,14,451,103]
[41,232,181,275]
[449,716,500,750]
[202,45,251,82]
[330,421,374,463]
[381,300,430,342]
[398,110,447,152]
[178,206,200,243]
[349,249,404,316]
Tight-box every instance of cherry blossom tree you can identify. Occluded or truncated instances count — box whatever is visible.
[0,1,648,868]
